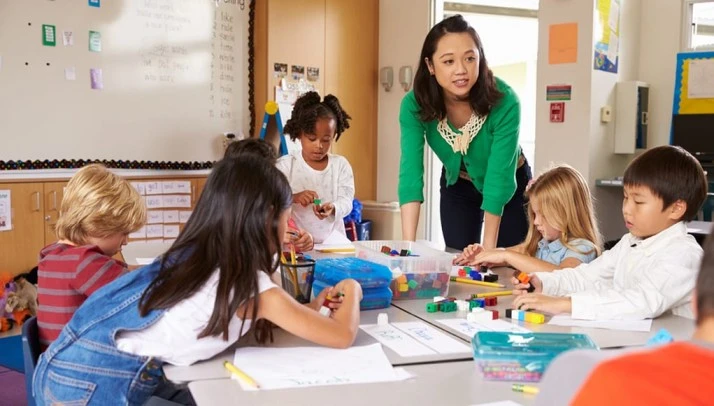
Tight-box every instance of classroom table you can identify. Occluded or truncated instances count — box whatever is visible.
[187,360,537,406]
[392,266,695,349]
[163,305,473,384]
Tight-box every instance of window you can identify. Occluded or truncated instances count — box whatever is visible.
[682,0,714,51]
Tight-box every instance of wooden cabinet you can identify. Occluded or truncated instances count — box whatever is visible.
[0,182,54,276]
[0,174,208,276]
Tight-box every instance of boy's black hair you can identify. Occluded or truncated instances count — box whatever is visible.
[413,14,503,121]
[223,138,277,163]
[282,91,351,141]
[623,145,707,222]
[697,227,714,324]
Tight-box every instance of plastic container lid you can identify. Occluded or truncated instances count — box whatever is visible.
[314,257,392,289]
[312,279,392,311]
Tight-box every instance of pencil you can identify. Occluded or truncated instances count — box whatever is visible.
[290,245,297,265]
[280,252,288,264]
[316,247,355,253]
[224,360,260,389]
[512,384,539,395]
[450,276,505,288]
[471,290,513,298]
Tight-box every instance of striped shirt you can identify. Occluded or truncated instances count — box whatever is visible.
[37,242,127,346]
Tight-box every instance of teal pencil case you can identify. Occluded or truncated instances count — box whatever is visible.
[472,331,598,382]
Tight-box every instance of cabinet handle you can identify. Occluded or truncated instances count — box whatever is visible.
[32,192,41,212]
[45,215,51,221]
[50,190,58,211]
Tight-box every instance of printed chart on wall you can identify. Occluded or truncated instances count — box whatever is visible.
[593,0,620,73]
[672,51,714,115]
[0,0,251,162]
[0,190,11,232]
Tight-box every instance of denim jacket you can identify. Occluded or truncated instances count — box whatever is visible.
[33,260,167,405]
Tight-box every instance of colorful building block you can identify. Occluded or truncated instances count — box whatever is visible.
[399,283,409,292]
[407,279,419,289]
[469,270,482,281]
[506,309,544,324]
[483,274,498,283]
[441,302,457,312]
[455,300,470,312]
[513,270,530,284]
[381,245,391,254]
[426,302,439,313]
[458,268,467,277]
[484,297,498,306]
[400,249,409,257]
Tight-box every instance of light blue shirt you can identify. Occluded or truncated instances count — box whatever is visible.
[535,238,597,266]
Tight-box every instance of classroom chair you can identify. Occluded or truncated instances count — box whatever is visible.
[21,316,40,406]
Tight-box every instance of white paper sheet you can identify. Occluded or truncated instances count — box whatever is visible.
[163,224,180,238]
[147,211,163,224]
[179,211,192,223]
[146,196,163,209]
[146,224,164,239]
[130,182,146,195]
[436,318,531,338]
[64,67,76,81]
[129,226,146,239]
[608,0,619,31]
[162,195,179,208]
[0,190,11,232]
[390,321,471,354]
[176,195,191,208]
[688,58,714,99]
[360,324,436,357]
[145,182,162,195]
[175,181,191,194]
[606,32,619,63]
[232,343,411,390]
[136,257,155,265]
[161,181,177,194]
[163,210,179,223]
[548,314,652,332]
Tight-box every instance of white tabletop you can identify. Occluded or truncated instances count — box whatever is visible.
[164,306,473,384]
[392,267,695,349]
[687,220,712,235]
[188,360,537,406]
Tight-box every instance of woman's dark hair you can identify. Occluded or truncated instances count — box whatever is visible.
[413,14,502,121]
[139,156,292,343]
[282,91,351,141]
[223,138,277,163]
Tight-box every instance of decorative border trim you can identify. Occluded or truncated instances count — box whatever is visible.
[0,160,214,171]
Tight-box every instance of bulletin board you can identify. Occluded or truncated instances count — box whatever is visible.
[0,0,252,164]
[672,51,714,115]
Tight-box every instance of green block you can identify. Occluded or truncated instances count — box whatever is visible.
[426,302,438,313]
[441,302,457,312]
[407,279,419,289]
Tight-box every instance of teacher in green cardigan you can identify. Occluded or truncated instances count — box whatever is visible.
[399,15,531,251]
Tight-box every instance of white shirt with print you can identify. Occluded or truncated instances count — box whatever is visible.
[276,151,355,244]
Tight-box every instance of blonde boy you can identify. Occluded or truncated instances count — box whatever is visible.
[513,146,707,320]
[37,164,146,346]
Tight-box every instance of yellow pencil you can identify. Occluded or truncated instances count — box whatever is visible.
[512,384,539,395]
[450,276,505,288]
[224,360,260,389]
[471,290,513,298]
[290,245,297,265]
[317,247,356,253]
[280,252,288,264]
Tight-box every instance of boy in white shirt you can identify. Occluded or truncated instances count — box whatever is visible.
[512,145,707,320]
[277,92,355,244]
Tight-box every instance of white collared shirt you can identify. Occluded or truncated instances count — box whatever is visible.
[536,222,702,320]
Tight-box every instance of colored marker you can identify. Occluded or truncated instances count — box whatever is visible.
[512,384,539,395]
[471,290,513,298]
[450,276,505,288]
[224,360,260,389]
[319,292,344,316]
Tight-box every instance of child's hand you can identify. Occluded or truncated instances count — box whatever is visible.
[511,273,542,295]
[471,248,509,267]
[294,190,319,207]
[293,229,314,252]
[453,243,484,265]
[313,202,335,220]
[310,285,344,312]
[512,294,571,315]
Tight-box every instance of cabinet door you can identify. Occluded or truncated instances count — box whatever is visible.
[44,182,67,245]
[193,177,207,207]
[0,183,46,275]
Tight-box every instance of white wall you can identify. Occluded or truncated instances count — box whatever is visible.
[377,0,432,203]
[638,0,683,148]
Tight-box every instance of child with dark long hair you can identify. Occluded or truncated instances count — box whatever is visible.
[33,156,362,405]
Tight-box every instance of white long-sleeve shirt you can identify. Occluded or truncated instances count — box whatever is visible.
[536,222,702,320]
[276,151,355,244]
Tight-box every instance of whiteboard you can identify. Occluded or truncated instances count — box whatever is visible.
[0,0,250,162]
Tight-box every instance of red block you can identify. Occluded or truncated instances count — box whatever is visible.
[491,310,499,320]
[458,269,467,277]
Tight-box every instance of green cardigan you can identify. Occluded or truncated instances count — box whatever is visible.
[398,78,521,216]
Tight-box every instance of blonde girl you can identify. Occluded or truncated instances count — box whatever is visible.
[455,165,601,273]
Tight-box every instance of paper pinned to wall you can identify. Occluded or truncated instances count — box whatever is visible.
[129,226,146,239]
[147,210,163,224]
[146,224,164,239]
[163,224,180,238]
[548,314,652,332]
[0,190,12,232]
[146,196,163,209]
[175,181,191,194]
[145,182,162,195]
[179,211,192,223]
[163,210,179,223]
[232,344,411,390]
[548,23,578,64]
[687,59,714,99]
[360,323,436,357]
[131,182,146,195]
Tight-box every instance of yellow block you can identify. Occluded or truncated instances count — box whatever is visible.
[399,283,409,292]
[525,312,545,324]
